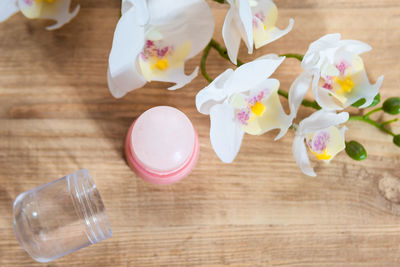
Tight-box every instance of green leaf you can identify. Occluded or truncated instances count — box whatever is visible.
[382,97,400,115]
[352,94,380,108]
[351,98,365,108]
[394,135,400,147]
[345,141,367,161]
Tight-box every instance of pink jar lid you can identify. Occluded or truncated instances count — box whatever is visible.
[125,106,199,185]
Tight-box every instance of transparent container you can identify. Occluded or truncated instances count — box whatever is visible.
[13,169,112,263]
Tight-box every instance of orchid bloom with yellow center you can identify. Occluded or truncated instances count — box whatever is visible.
[196,55,299,163]
[107,0,214,98]
[223,0,294,64]
[1,0,79,30]
[293,110,349,177]
[293,33,384,110]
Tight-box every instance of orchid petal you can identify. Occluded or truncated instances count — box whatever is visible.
[320,49,383,108]
[311,69,343,111]
[305,125,346,163]
[337,39,371,55]
[137,39,198,90]
[210,103,245,163]
[293,135,316,177]
[251,0,293,49]
[254,18,294,49]
[298,110,349,135]
[135,0,213,87]
[18,0,79,30]
[138,40,194,86]
[121,0,149,25]
[108,8,146,98]
[147,0,214,59]
[237,0,253,54]
[294,110,348,176]
[225,56,285,94]
[316,88,344,110]
[239,79,291,139]
[288,71,313,121]
[148,65,199,91]
[0,0,19,23]
[302,33,341,70]
[357,75,384,108]
[222,8,242,65]
[196,69,234,115]
[324,126,346,162]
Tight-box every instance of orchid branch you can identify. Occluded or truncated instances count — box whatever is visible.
[382,118,399,126]
[200,43,213,83]
[348,115,396,136]
[279,53,304,62]
[276,89,321,110]
[209,39,244,66]
[199,39,399,146]
[364,107,383,118]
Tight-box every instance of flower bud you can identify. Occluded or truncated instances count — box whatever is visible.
[345,141,367,161]
[382,97,400,115]
[394,135,400,147]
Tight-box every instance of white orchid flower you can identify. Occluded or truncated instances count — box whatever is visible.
[1,0,79,30]
[121,0,148,25]
[296,33,384,110]
[293,110,349,177]
[107,0,214,98]
[223,0,294,64]
[196,55,294,163]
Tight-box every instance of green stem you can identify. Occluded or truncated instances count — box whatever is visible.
[382,118,399,126]
[364,107,383,118]
[200,43,213,83]
[212,0,226,3]
[199,39,244,82]
[209,39,244,66]
[279,53,304,62]
[277,89,321,110]
[349,115,396,136]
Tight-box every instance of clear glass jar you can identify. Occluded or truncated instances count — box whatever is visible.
[13,169,112,263]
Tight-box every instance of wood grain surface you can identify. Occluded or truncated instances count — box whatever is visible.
[1,0,400,266]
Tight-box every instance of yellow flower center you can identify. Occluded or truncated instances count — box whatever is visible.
[251,102,265,116]
[154,58,169,70]
[335,75,354,94]
[311,149,332,161]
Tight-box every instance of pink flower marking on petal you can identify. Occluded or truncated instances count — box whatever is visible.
[253,12,265,28]
[142,39,173,61]
[255,12,265,21]
[237,109,250,125]
[24,0,35,5]
[158,47,169,58]
[336,61,349,76]
[247,89,269,105]
[322,76,333,90]
[311,131,330,153]
[146,40,154,48]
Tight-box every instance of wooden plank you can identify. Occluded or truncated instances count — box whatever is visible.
[0,0,399,266]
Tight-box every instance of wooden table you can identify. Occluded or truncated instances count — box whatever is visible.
[1,0,400,266]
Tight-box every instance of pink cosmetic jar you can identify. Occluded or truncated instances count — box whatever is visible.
[125,106,200,185]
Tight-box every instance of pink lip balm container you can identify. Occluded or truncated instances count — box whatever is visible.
[125,106,199,185]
